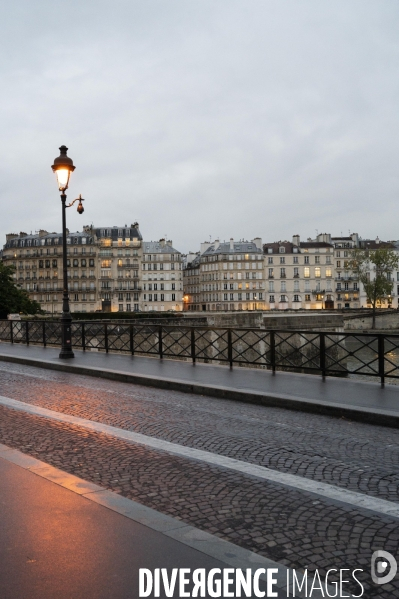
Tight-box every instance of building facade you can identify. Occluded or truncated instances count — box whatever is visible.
[4,227,399,314]
[141,240,183,312]
[331,233,360,309]
[183,238,265,311]
[2,224,184,314]
[183,232,396,312]
[1,228,96,314]
[94,224,143,313]
[263,234,335,310]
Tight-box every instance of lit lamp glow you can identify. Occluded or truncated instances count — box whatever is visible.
[55,168,71,191]
[51,146,75,191]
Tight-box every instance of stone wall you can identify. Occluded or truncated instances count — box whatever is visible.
[183,311,344,331]
[344,310,399,330]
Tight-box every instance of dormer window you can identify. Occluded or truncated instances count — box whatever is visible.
[279,247,285,253]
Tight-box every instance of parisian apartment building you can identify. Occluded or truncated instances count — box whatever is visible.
[1,224,183,314]
[183,238,266,312]
[3,227,399,314]
[183,232,399,311]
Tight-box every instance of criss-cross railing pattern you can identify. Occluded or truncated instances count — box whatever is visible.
[1,319,398,384]
[193,328,229,363]
[44,322,62,345]
[274,331,321,371]
[162,327,192,359]
[324,333,379,377]
[79,322,106,351]
[0,321,11,341]
[72,323,84,348]
[231,329,270,365]
[107,324,131,353]
[132,325,160,355]
[28,321,48,345]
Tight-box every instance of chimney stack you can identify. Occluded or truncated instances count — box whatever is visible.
[292,235,300,246]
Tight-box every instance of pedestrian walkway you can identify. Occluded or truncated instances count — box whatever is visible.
[0,342,398,426]
[0,447,288,599]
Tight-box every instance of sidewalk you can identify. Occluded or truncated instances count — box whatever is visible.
[0,342,398,427]
[0,453,283,599]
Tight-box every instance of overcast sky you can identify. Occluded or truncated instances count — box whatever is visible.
[1,0,398,252]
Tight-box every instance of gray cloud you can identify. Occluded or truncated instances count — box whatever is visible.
[1,0,398,251]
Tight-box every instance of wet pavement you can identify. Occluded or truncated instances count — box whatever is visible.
[0,361,398,597]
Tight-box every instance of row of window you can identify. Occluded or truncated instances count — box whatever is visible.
[118,304,140,311]
[337,283,358,290]
[267,295,326,303]
[201,262,261,272]
[99,229,135,237]
[267,256,331,264]
[200,293,335,304]
[202,272,262,282]
[66,259,95,267]
[144,283,175,290]
[202,254,261,262]
[203,283,262,291]
[143,263,177,270]
[143,294,176,301]
[268,267,333,278]
[117,293,140,301]
[144,254,179,261]
[36,293,96,302]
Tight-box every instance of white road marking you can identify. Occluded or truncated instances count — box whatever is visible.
[0,394,398,519]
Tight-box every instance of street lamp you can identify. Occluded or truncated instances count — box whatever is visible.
[51,145,85,359]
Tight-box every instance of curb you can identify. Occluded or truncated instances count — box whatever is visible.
[0,352,398,428]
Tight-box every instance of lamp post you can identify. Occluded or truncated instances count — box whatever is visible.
[51,145,85,359]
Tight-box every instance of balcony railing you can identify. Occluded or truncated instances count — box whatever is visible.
[335,276,358,281]
[336,287,358,293]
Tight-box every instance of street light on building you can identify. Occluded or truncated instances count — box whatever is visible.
[51,145,85,359]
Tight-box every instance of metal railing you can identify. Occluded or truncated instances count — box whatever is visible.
[0,320,398,386]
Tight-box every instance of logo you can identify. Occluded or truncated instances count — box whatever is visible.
[371,550,397,585]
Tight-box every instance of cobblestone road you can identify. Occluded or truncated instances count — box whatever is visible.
[0,362,398,598]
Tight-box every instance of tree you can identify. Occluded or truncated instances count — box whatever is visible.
[350,248,399,329]
[0,263,43,319]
